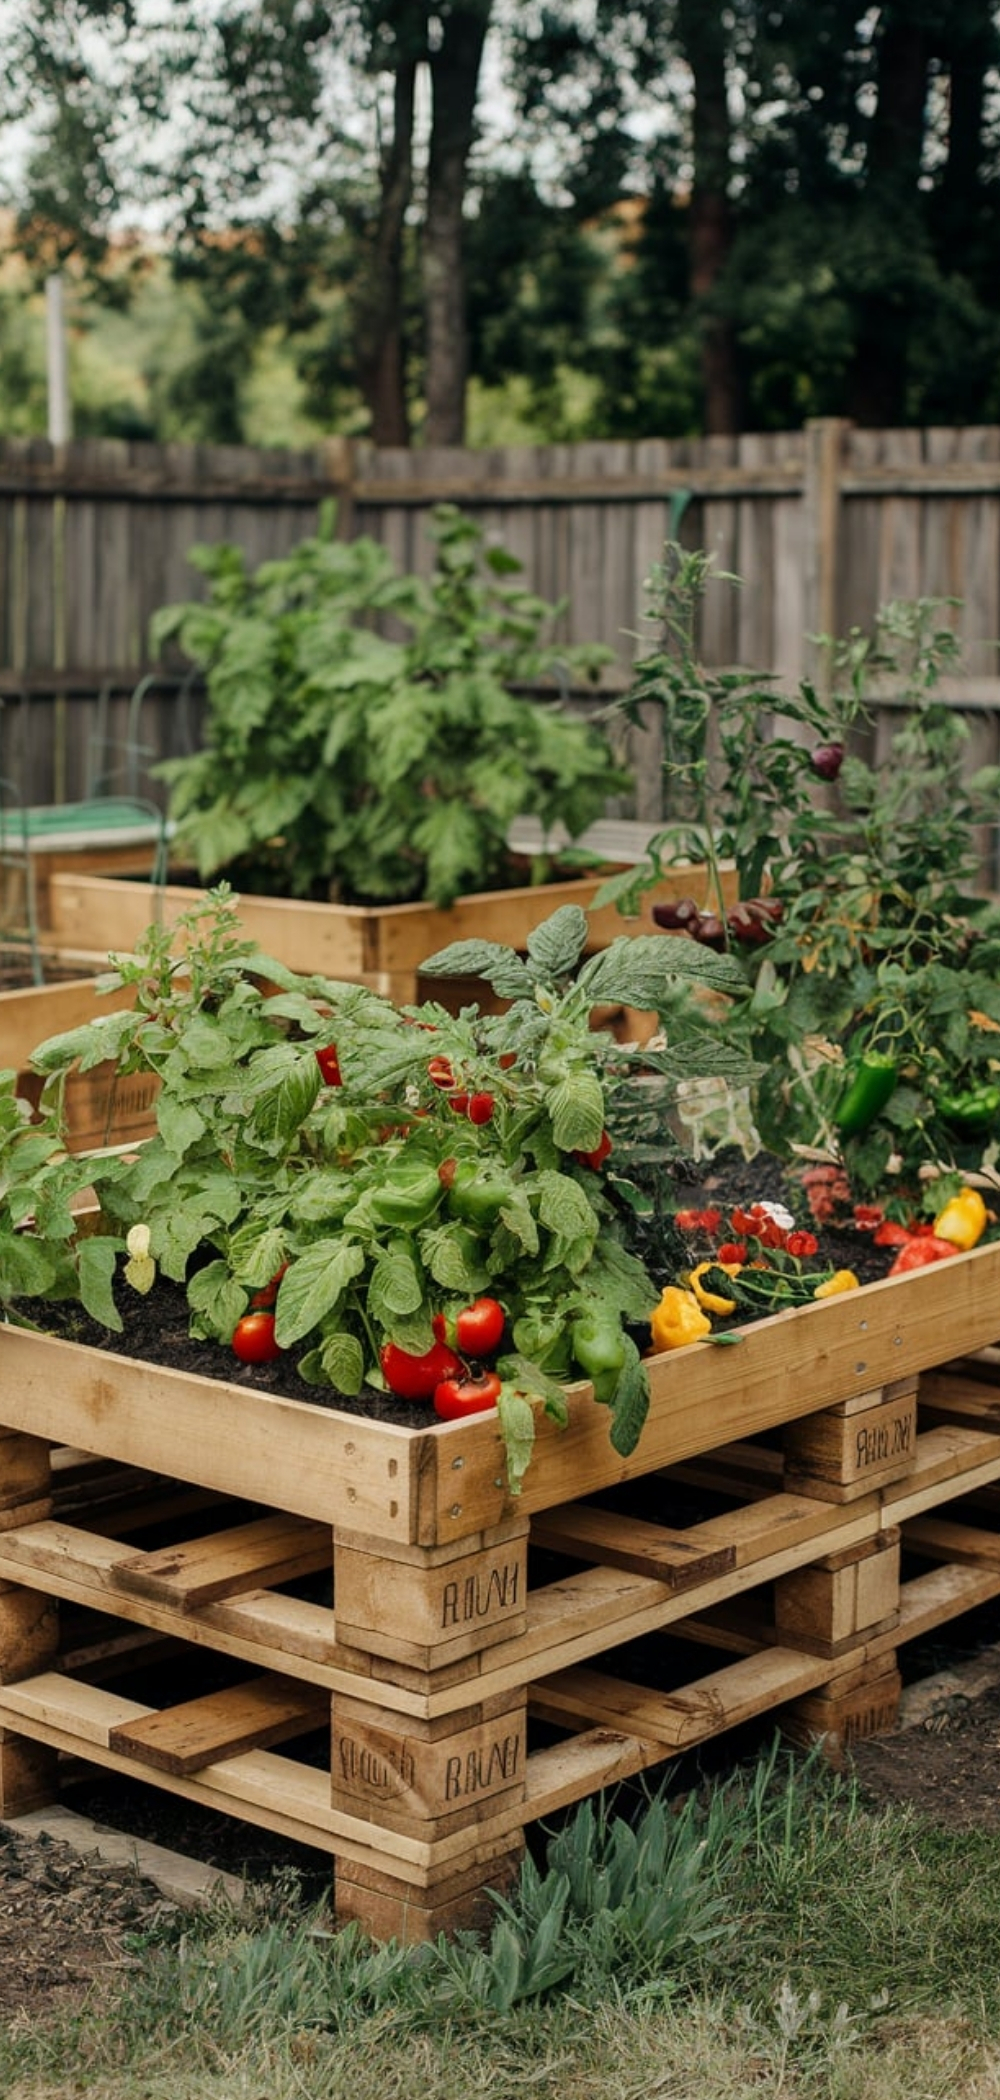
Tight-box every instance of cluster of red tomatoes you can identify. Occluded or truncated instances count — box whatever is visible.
[379,1297,505,1419]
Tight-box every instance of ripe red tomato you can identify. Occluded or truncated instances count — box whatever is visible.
[447,1091,471,1114]
[380,1337,462,1401]
[427,1056,456,1089]
[315,1044,342,1085]
[467,1092,495,1125]
[455,1295,505,1356]
[433,1369,503,1420]
[232,1311,283,1363]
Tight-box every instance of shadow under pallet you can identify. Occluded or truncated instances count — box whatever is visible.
[1,1244,1000,1938]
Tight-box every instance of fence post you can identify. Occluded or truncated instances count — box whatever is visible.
[802,418,848,691]
[323,436,357,541]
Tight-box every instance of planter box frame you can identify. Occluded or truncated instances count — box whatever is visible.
[45,857,737,1006]
[1,1243,1000,1936]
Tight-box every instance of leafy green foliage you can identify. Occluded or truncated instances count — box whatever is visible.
[608,548,1000,1201]
[17,888,752,1489]
[152,505,624,908]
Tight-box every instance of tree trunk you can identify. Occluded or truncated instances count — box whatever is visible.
[847,13,930,427]
[423,1,491,445]
[675,0,741,436]
[353,55,417,446]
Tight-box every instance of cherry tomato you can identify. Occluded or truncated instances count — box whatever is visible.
[315,1043,342,1086]
[454,1295,505,1356]
[232,1311,283,1363]
[447,1091,471,1114]
[467,1092,495,1126]
[380,1337,462,1401]
[427,1056,456,1089]
[433,1369,503,1420]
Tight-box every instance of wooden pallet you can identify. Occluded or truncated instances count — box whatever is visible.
[2,1307,1000,1936]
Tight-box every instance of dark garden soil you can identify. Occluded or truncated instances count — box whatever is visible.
[5,1150,1000,2029]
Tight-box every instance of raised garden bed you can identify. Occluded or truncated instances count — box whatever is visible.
[43,851,738,1014]
[1,1243,1000,1940]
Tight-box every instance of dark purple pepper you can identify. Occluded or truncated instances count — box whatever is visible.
[652,896,701,933]
[811,741,845,782]
[692,912,727,950]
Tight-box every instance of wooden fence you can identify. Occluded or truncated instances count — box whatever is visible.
[1,421,999,869]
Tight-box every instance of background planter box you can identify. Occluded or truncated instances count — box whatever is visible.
[1,977,159,1152]
[1,1244,1000,1937]
[44,848,739,1020]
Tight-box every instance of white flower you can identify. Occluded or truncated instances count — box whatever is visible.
[753,1200,795,1231]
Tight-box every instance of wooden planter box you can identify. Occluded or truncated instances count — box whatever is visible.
[44,855,738,1015]
[2,1245,1000,1939]
[1,977,159,1152]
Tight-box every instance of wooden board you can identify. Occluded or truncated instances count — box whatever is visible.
[108,1673,329,1774]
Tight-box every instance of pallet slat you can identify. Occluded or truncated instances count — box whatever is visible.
[107,1673,329,1774]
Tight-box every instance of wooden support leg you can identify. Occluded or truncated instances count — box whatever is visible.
[783,1381,918,1502]
[782,1655,902,1770]
[774,1528,902,1658]
[332,1518,530,1941]
[0,1429,58,1813]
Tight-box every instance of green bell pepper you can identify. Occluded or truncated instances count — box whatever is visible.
[370,1163,443,1228]
[934,1081,1000,1137]
[445,1161,514,1228]
[571,1309,627,1405]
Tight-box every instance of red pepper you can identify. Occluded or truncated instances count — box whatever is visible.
[887,1236,958,1275]
[874,1221,913,1247]
[574,1131,612,1171]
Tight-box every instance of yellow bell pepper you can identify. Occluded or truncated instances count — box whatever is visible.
[686,1260,742,1315]
[650,1286,712,1352]
[932,1185,988,1251]
[813,1269,860,1299]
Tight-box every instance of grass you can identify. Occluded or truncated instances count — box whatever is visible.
[5,1742,1000,2100]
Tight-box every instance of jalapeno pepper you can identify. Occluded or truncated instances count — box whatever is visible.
[833,1051,898,1137]
[570,1309,627,1404]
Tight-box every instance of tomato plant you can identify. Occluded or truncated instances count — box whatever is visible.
[21,888,752,1492]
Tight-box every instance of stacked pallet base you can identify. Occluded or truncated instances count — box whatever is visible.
[1,1342,1000,1940]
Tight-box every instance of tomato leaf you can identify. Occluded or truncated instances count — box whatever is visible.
[77,1237,123,1331]
[274,1238,365,1347]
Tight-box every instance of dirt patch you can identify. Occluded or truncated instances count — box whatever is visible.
[850,1658,1000,1831]
[0,1821,177,2026]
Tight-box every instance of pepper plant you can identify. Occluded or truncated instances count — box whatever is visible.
[152,504,625,908]
[19,889,752,1490]
[602,548,1000,1202]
